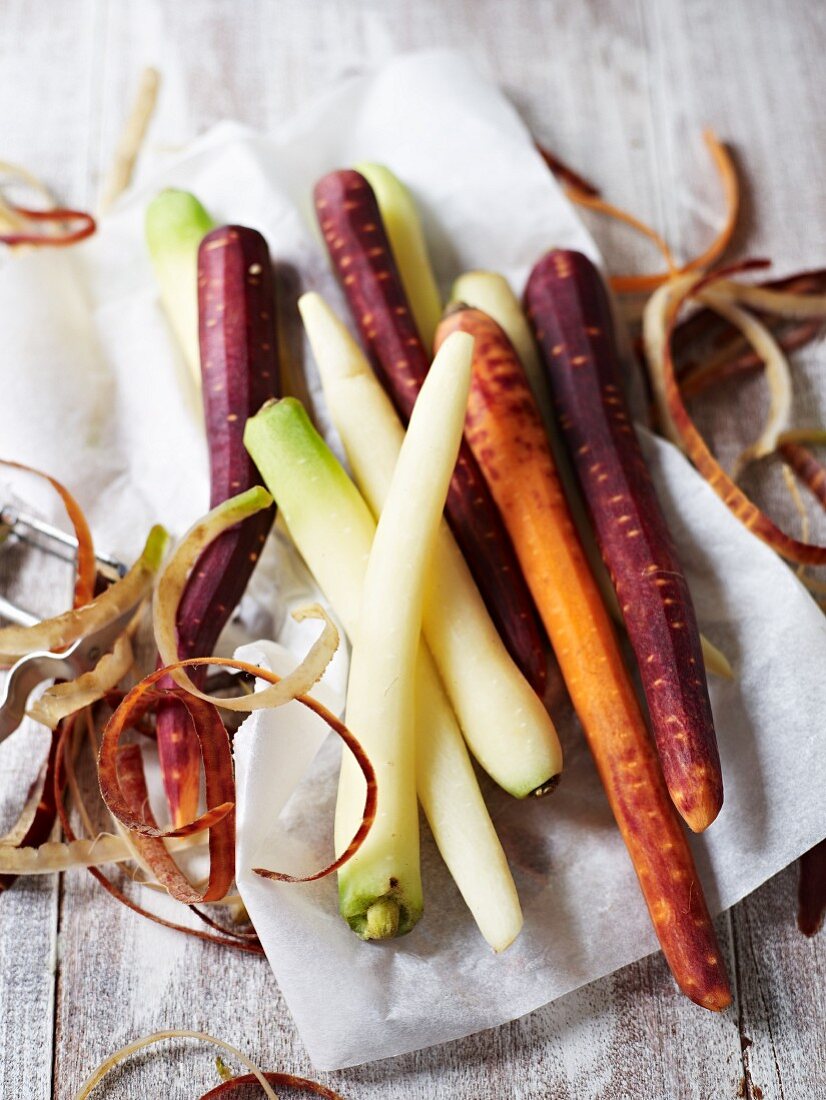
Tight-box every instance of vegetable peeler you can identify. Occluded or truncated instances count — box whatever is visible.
[0,503,131,740]
[0,503,125,625]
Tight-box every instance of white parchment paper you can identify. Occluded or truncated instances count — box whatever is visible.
[1,49,824,1071]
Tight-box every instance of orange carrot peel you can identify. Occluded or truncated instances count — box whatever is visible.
[98,655,377,897]
[643,264,826,566]
[778,439,826,510]
[557,131,738,294]
[0,204,96,247]
[1,458,96,607]
[54,714,263,954]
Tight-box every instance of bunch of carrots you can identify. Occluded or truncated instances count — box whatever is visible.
[302,163,731,1006]
[2,125,826,1078]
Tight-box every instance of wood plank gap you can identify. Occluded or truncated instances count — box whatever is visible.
[745,905,788,1100]
[726,905,753,1097]
[49,867,65,1100]
[733,900,787,1100]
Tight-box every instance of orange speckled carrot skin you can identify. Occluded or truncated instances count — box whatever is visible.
[435,306,731,1010]
[156,226,277,827]
[524,250,722,833]
[313,169,548,695]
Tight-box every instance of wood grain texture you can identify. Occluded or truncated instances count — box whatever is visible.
[0,876,57,1099]
[0,545,64,1099]
[0,1,823,1097]
[732,866,826,1100]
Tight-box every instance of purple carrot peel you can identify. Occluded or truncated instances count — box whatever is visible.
[525,249,722,832]
[156,225,278,826]
[313,169,548,693]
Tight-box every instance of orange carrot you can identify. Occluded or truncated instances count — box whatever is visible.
[435,306,731,1011]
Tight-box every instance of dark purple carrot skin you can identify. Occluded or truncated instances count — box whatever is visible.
[314,169,548,694]
[525,249,722,833]
[799,839,826,936]
[156,226,278,826]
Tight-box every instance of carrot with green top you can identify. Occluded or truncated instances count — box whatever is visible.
[434,305,731,1011]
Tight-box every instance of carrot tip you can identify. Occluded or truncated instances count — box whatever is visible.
[679,793,724,834]
[694,986,733,1013]
[529,772,561,798]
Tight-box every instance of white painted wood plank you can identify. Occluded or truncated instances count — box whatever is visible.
[0,877,58,1099]
[733,866,826,1100]
[0,7,100,1097]
[0,0,103,208]
[0,541,67,1099]
[0,717,58,1098]
[53,865,288,1099]
[646,0,826,271]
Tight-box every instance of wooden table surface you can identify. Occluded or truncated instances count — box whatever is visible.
[1,1,825,1097]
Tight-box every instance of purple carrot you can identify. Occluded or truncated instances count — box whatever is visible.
[525,249,722,832]
[799,839,826,936]
[314,169,548,694]
[157,226,278,826]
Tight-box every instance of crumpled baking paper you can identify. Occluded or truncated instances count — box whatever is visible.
[1,48,825,1072]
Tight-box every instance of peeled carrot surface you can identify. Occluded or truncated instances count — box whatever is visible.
[525,250,722,832]
[435,306,731,1010]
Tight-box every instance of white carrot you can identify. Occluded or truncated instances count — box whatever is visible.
[245,397,524,950]
[299,291,563,798]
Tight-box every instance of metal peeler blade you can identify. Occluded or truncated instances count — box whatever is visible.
[0,502,127,626]
[0,598,142,741]
[1,506,136,739]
